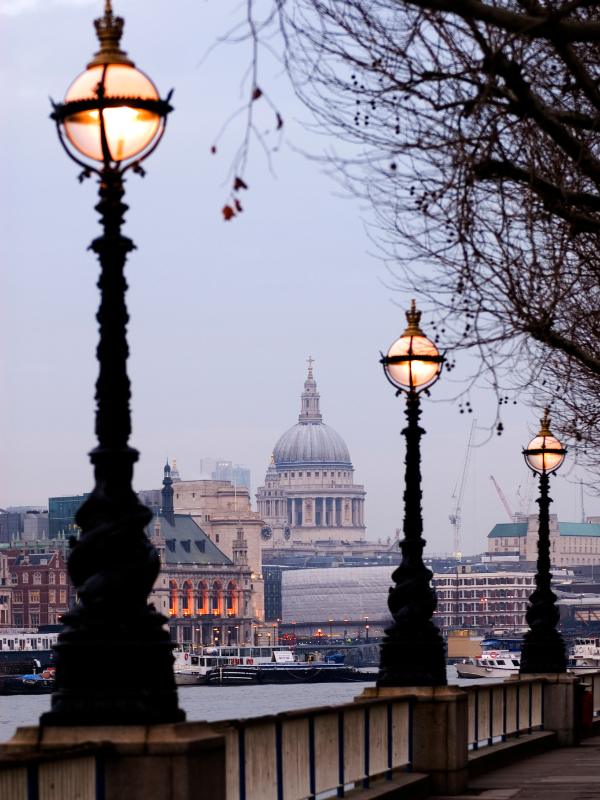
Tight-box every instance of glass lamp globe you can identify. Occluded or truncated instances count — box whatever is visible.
[63,66,162,163]
[383,300,443,392]
[524,410,566,474]
[54,2,168,165]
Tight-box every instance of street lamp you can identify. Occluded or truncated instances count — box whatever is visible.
[520,409,567,673]
[42,2,182,725]
[377,300,447,686]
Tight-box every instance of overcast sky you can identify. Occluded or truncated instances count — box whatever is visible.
[1,0,597,554]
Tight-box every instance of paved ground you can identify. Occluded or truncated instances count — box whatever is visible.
[432,736,600,800]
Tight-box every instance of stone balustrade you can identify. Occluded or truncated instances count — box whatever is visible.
[1,673,598,800]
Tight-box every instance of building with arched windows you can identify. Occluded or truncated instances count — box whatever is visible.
[256,362,366,546]
[148,463,262,647]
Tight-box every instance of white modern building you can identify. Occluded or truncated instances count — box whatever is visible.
[281,565,537,636]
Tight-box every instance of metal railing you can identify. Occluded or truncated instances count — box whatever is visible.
[223,696,413,800]
[464,679,544,750]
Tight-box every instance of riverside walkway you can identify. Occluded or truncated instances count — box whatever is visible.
[434,734,600,800]
[2,673,600,799]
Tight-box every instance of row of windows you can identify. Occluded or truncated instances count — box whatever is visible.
[14,571,67,585]
[12,590,68,604]
[438,602,528,612]
[437,589,531,600]
[434,577,534,586]
[281,471,350,479]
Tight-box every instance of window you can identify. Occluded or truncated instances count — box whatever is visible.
[13,591,23,604]
[216,534,220,543]
[29,591,40,603]
[30,613,40,627]
[307,472,311,477]
[59,572,66,584]
[59,590,67,604]
[49,590,56,604]
[22,573,29,584]
[33,572,41,585]
[49,572,55,584]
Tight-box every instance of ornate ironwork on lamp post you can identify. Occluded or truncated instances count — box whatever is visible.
[377,300,447,686]
[520,410,567,674]
[42,1,184,724]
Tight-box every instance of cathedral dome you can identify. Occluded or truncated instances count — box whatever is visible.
[273,422,352,468]
[272,359,353,469]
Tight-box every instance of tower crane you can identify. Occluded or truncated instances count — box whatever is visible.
[449,418,476,561]
[489,475,514,521]
[516,473,534,519]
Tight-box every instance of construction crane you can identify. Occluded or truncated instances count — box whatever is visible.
[489,475,514,521]
[449,418,476,561]
[516,473,535,519]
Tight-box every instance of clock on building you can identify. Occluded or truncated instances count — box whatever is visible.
[261,525,273,541]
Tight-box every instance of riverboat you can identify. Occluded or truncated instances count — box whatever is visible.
[0,629,58,669]
[0,665,55,696]
[570,637,600,668]
[456,636,600,679]
[456,648,520,679]
[172,644,295,685]
[204,663,376,686]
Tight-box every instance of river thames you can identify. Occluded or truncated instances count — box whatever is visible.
[0,668,487,742]
[0,683,373,742]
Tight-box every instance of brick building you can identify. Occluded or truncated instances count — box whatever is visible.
[7,550,71,627]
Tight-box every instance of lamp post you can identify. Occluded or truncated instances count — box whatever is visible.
[377,300,447,686]
[42,2,182,725]
[520,410,567,673]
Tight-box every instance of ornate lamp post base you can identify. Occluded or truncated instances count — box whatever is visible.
[41,634,184,726]
[520,628,566,674]
[378,622,447,686]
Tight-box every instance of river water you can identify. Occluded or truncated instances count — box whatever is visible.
[0,667,488,743]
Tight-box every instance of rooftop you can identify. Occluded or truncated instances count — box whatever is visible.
[148,513,231,566]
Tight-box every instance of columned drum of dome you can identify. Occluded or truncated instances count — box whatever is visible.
[256,360,366,545]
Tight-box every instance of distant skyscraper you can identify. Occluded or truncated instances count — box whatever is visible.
[48,495,88,539]
[0,512,22,544]
[213,461,251,491]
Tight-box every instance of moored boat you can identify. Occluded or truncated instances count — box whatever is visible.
[456,648,520,679]
[172,644,296,685]
[204,663,376,686]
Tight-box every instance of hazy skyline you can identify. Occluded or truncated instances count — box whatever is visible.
[2,0,598,555]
